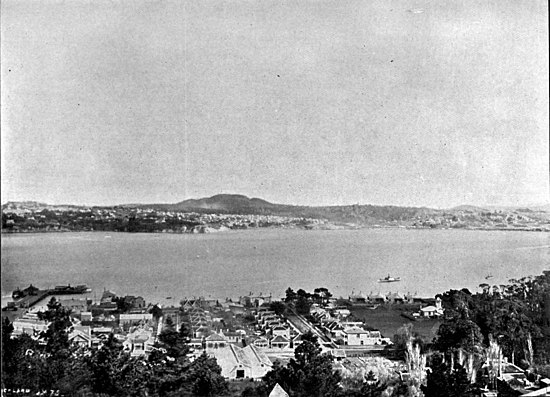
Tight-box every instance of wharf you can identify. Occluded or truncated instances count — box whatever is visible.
[16,290,50,308]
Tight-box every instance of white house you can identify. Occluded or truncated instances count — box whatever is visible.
[208,344,272,380]
[123,327,156,357]
[419,297,444,318]
[342,327,384,346]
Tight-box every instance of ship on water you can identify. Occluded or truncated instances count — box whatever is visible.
[53,284,92,294]
[378,275,401,283]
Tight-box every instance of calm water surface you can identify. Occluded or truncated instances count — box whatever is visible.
[1,229,549,305]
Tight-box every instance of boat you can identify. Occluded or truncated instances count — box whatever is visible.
[378,275,401,283]
[52,284,91,294]
[485,274,493,280]
[12,284,40,299]
[12,288,24,300]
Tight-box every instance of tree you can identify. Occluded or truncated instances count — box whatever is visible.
[89,333,128,395]
[435,317,484,354]
[189,352,228,396]
[314,288,332,305]
[421,355,472,397]
[270,301,287,316]
[149,304,163,320]
[263,331,341,397]
[37,297,72,356]
[285,288,297,303]
[156,321,189,359]
[295,295,311,315]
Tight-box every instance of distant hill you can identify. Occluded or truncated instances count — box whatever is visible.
[173,194,278,212]
[451,205,489,212]
[139,194,436,225]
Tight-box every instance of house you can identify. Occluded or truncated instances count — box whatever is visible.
[292,333,306,348]
[69,326,92,348]
[270,335,291,349]
[205,333,229,350]
[91,301,118,315]
[265,320,284,331]
[349,293,367,304]
[324,321,346,339]
[387,292,405,304]
[239,293,272,308]
[342,327,383,346]
[269,383,289,397]
[119,313,153,327]
[100,290,117,304]
[419,297,444,317]
[180,298,199,310]
[404,292,424,304]
[194,325,211,338]
[271,325,291,339]
[91,326,113,337]
[223,330,244,345]
[252,337,270,349]
[208,344,272,380]
[260,314,279,326]
[229,303,246,315]
[123,295,146,309]
[59,298,88,314]
[310,307,331,321]
[368,292,387,304]
[188,338,204,350]
[80,311,92,322]
[331,349,347,361]
[12,313,50,338]
[255,309,275,321]
[333,308,351,318]
[123,327,156,357]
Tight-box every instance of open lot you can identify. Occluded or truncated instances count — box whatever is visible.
[350,305,441,341]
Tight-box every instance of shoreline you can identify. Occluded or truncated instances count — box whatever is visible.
[2,224,549,235]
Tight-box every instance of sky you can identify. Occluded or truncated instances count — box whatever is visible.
[1,0,548,208]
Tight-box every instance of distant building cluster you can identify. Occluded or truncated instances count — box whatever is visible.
[1,202,326,233]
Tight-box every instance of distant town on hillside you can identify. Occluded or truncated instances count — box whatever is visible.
[2,194,549,233]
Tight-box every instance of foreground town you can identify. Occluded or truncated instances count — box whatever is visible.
[2,271,550,397]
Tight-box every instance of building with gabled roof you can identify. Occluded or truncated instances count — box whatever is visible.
[270,335,291,349]
[69,325,92,348]
[207,344,272,380]
[205,332,229,350]
[349,292,367,303]
[123,326,156,357]
[387,292,405,304]
[368,292,387,304]
[252,336,269,349]
[269,383,289,397]
[271,325,290,339]
[342,326,383,346]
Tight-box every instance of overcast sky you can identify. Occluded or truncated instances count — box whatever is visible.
[1,0,548,208]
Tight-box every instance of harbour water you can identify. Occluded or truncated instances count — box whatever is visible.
[1,229,549,305]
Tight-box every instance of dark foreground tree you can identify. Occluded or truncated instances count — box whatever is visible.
[421,355,472,397]
[263,331,341,397]
[189,352,228,396]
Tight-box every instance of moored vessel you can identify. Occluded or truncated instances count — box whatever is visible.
[378,275,401,283]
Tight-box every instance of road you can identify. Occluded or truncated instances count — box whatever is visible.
[286,309,335,346]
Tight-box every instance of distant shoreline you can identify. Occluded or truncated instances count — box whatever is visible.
[2,224,548,235]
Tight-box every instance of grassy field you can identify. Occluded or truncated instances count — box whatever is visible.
[350,304,441,341]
